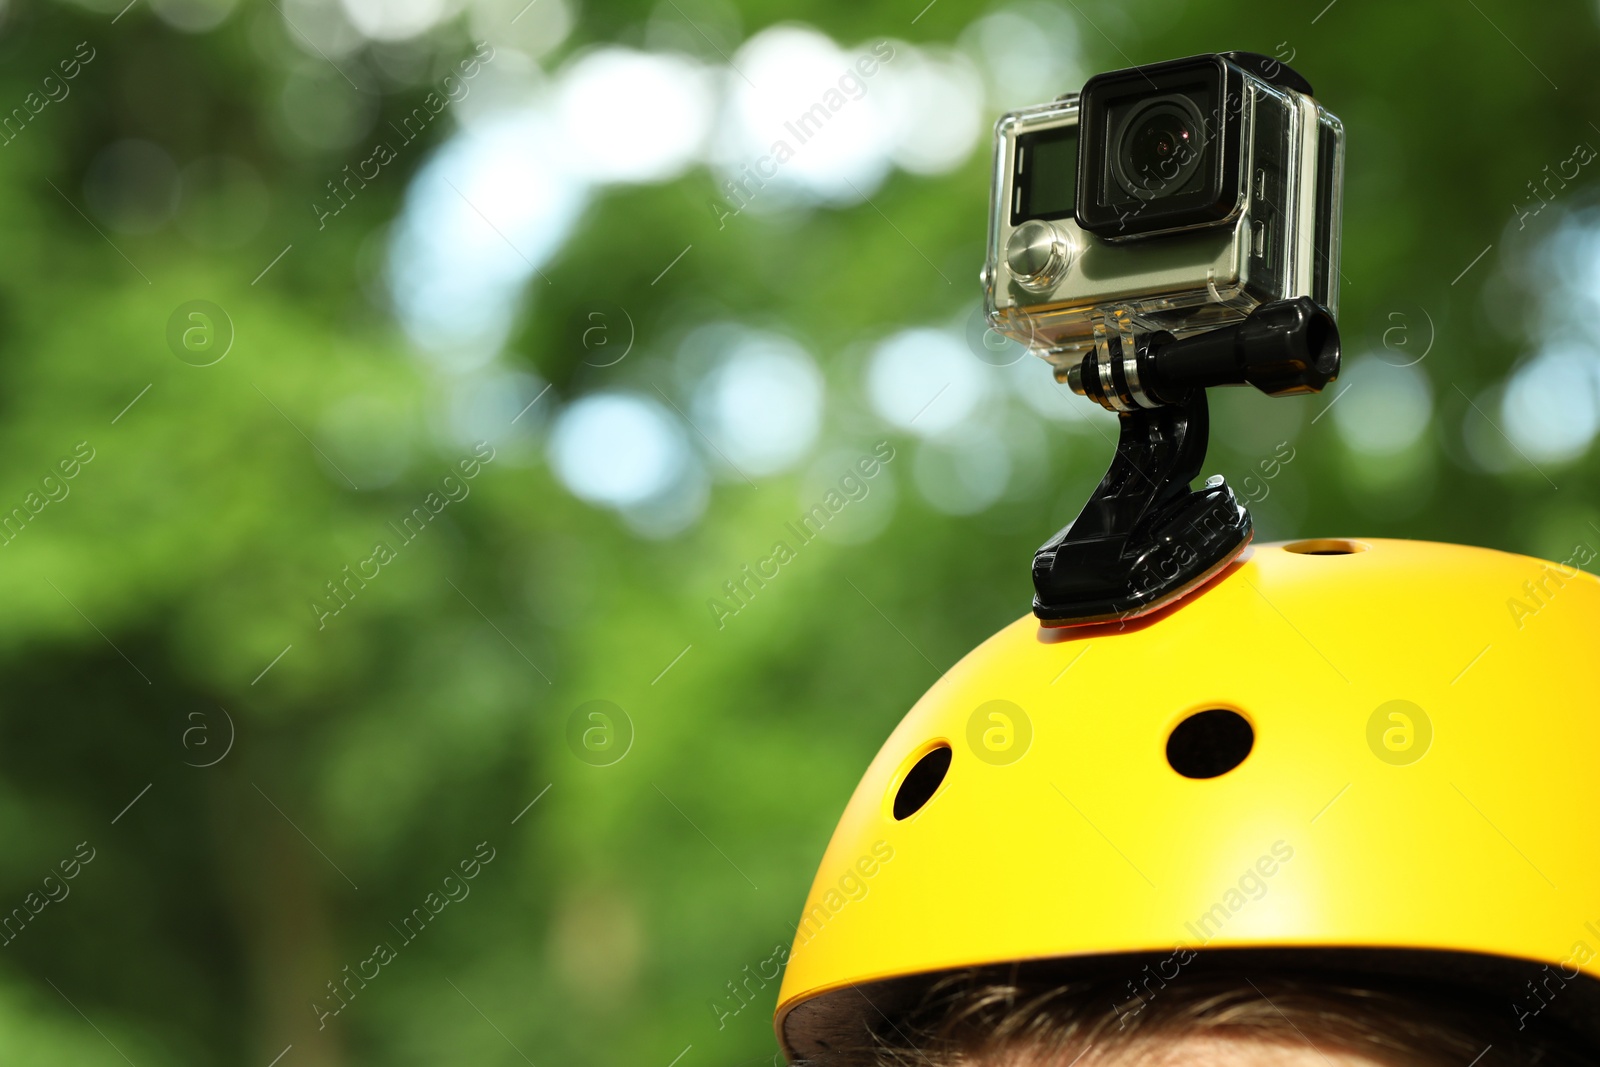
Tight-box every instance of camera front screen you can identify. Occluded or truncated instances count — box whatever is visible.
[1012,125,1079,225]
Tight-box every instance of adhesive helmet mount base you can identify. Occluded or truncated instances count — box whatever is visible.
[1038,295,1340,626]
[1030,388,1251,627]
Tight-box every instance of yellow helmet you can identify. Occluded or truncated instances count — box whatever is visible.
[775,537,1600,1060]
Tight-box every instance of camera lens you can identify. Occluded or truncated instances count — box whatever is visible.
[1112,95,1207,201]
[1131,117,1190,173]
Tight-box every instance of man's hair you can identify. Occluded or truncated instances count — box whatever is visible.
[844,969,1593,1067]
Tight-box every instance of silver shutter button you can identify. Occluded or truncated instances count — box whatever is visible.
[1005,220,1071,291]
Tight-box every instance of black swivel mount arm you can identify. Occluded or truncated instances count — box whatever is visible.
[1033,296,1340,627]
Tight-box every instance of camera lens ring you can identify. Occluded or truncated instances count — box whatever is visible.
[1110,94,1208,202]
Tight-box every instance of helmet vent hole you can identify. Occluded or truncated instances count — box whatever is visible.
[1283,538,1368,555]
[893,745,952,820]
[1167,709,1254,779]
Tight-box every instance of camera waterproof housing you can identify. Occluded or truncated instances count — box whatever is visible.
[991,53,1347,628]
[982,52,1345,378]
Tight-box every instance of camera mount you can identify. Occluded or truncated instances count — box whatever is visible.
[1033,296,1339,627]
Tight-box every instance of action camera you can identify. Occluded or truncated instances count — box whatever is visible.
[982,52,1345,376]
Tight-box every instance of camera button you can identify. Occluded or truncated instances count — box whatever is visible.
[1005,220,1072,290]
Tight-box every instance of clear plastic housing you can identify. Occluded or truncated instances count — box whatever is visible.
[983,60,1345,381]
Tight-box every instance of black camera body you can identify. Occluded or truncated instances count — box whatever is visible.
[984,52,1344,382]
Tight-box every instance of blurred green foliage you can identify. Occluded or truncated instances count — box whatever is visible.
[0,0,1598,1065]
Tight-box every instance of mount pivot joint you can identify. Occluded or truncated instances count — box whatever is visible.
[1034,296,1339,627]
